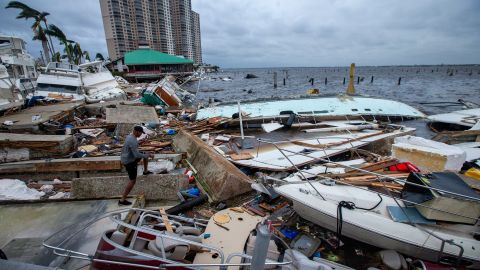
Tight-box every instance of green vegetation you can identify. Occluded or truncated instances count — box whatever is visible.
[5,1,104,65]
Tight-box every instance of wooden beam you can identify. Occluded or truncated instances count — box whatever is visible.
[159,208,174,232]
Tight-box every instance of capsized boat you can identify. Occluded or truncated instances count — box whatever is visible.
[0,64,24,113]
[35,61,127,103]
[428,108,480,131]
[142,76,195,107]
[196,95,425,120]
[43,208,349,270]
[273,176,480,268]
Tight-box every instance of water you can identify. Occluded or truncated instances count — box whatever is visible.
[184,65,480,138]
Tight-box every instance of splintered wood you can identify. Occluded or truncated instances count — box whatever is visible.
[331,158,410,189]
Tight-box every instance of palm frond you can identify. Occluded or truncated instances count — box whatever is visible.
[45,24,67,43]
[5,1,40,17]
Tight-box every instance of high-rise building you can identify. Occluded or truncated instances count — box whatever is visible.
[169,0,194,61]
[191,11,202,64]
[100,0,201,63]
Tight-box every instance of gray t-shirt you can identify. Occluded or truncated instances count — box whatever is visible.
[121,134,148,165]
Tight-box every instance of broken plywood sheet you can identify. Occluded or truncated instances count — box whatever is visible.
[0,102,82,131]
[193,208,263,269]
[106,105,159,124]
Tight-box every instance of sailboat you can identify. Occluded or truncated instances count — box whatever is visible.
[196,63,425,121]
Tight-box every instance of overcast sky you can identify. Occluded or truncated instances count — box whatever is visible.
[1,0,479,68]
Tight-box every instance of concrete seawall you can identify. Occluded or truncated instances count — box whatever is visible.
[71,174,188,200]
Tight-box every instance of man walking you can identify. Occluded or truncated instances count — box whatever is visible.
[119,125,154,206]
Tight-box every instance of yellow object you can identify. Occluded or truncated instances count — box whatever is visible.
[346,63,356,95]
[306,88,320,95]
[213,213,231,224]
[465,168,480,180]
[78,145,97,153]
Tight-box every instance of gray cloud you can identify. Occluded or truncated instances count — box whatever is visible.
[1,0,479,68]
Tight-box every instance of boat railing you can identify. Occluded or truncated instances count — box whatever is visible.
[257,138,476,266]
[45,62,80,73]
[257,138,480,203]
[43,208,293,269]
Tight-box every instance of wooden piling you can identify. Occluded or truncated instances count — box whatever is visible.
[398,77,402,85]
[346,63,356,95]
[273,72,277,88]
[343,77,346,85]
[357,76,360,84]
[370,76,374,83]
[325,77,327,85]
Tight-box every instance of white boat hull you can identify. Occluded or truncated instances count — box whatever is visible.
[427,108,480,128]
[275,184,480,268]
[197,96,425,120]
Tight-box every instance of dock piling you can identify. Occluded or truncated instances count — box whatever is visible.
[273,72,277,88]
[370,76,374,84]
[325,77,327,85]
[398,77,402,85]
[343,77,346,85]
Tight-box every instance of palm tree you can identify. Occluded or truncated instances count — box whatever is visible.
[95,53,105,61]
[83,51,91,62]
[72,42,83,65]
[45,24,74,62]
[5,1,55,62]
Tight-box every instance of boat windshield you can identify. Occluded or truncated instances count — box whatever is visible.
[37,83,80,94]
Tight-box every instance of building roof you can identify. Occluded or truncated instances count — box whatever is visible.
[124,49,193,65]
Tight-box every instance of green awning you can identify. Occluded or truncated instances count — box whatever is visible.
[124,49,193,65]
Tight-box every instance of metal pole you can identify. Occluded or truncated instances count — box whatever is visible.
[237,101,244,148]
[251,224,271,270]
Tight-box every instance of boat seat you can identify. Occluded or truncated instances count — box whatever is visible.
[175,226,202,236]
[148,232,190,260]
[110,231,127,246]
[132,238,149,251]
[181,235,203,251]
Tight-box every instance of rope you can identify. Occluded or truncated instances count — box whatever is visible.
[336,194,383,242]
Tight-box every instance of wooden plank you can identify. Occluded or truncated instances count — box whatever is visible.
[159,208,174,232]
[0,153,182,173]
[230,152,254,161]
[370,182,404,190]
[356,159,399,172]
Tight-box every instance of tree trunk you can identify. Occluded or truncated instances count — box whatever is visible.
[42,40,51,63]
[43,21,56,55]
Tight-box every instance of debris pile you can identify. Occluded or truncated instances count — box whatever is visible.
[1,75,479,270]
